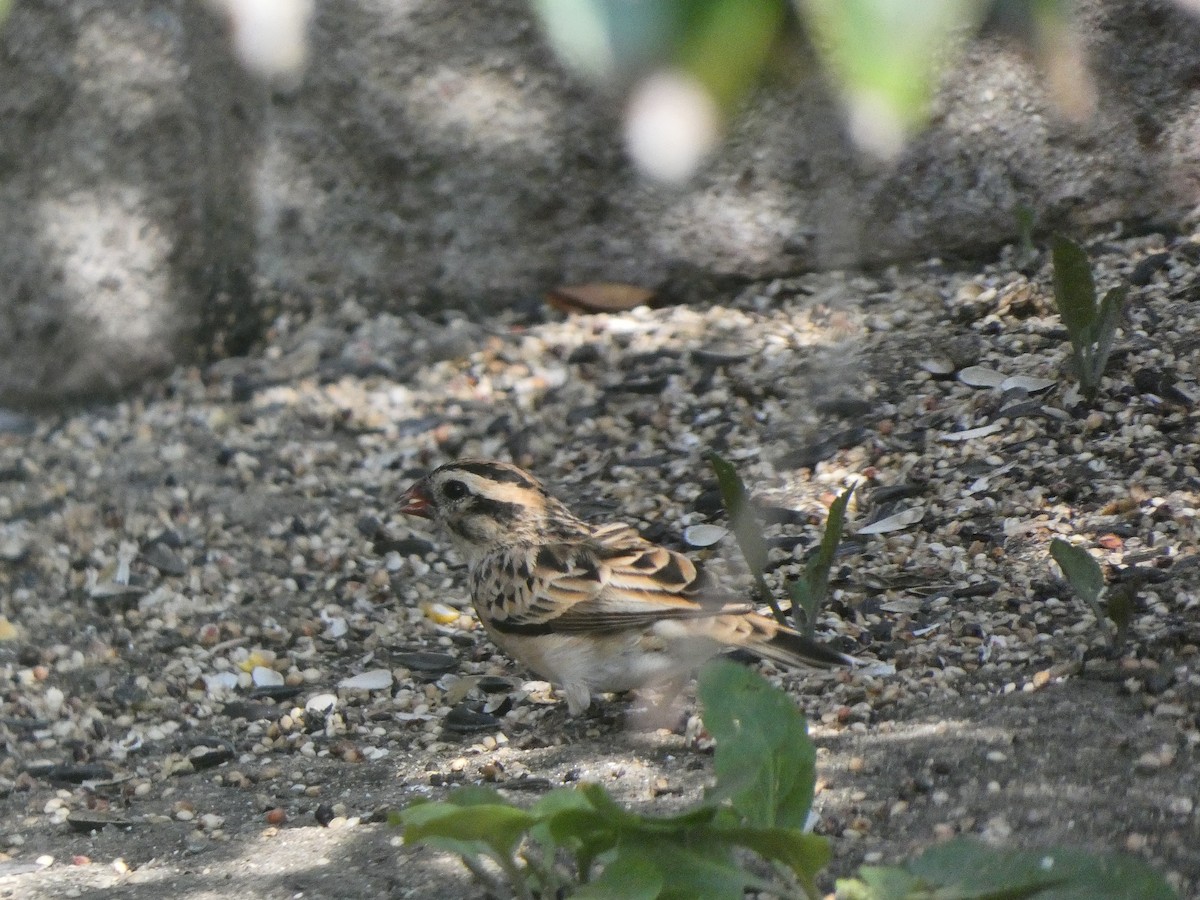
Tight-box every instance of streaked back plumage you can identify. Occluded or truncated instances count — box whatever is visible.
[399,459,853,714]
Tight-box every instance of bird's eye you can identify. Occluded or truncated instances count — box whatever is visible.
[441,480,469,501]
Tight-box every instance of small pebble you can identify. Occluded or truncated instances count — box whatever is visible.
[338,670,393,691]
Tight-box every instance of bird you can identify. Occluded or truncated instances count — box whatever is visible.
[398,459,854,715]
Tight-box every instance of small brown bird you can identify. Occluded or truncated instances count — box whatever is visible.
[399,459,853,715]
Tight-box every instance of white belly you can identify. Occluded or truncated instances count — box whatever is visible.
[487,623,722,694]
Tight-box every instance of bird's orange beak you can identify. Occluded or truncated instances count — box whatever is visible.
[398,483,433,518]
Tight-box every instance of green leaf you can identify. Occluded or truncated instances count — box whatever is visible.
[573,850,663,900]
[820,485,854,563]
[545,806,618,874]
[1051,235,1127,403]
[837,866,924,900]
[640,841,766,900]
[707,451,783,623]
[1091,284,1127,380]
[844,838,1178,899]
[798,0,988,156]
[900,838,1177,899]
[788,485,854,637]
[678,0,787,111]
[1049,537,1107,632]
[399,798,536,860]
[714,824,829,881]
[574,782,720,835]
[1051,235,1099,353]
[530,786,595,819]
[1104,580,1137,645]
[787,578,818,641]
[569,782,722,865]
[1015,204,1038,264]
[698,660,816,829]
[528,787,598,860]
[441,784,507,806]
[579,781,649,829]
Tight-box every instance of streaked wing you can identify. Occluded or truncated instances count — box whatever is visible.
[480,524,751,635]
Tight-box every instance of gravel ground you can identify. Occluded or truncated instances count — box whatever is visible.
[1,231,1198,898]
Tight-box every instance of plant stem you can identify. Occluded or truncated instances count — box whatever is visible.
[494,852,535,900]
[460,854,509,897]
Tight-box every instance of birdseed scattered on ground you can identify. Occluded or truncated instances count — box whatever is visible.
[0,232,1197,897]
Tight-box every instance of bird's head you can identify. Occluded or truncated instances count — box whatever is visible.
[399,459,573,561]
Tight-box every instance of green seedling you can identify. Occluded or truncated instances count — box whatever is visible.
[1015,203,1038,268]
[787,485,854,639]
[708,451,852,638]
[707,451,785,625]
[1051,235,1128,404]
[1049,537,1125,646]
[396,661,829,899]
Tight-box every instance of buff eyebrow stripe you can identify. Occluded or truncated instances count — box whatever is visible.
[454,462,538,488]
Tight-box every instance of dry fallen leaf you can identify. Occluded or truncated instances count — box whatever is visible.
[546,283,655,314]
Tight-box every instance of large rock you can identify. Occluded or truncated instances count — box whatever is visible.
[2,0,1199,407]
[0,0,258,408]
[248,0,1200,295]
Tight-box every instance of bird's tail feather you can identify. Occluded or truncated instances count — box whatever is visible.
[735,613,856,669]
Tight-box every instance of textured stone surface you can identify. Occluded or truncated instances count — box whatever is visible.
[0,0,258,408]
[3,0,1200,405]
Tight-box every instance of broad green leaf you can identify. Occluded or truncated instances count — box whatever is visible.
[1051,235,1099,354]
[531,786,595,819]
[707,451,783,623]
[678,0,787,111]
[529,787,598,859]
[575,782,719,834]
[580,781,644,828]
[440,784,508,806]
[698,660,816,829]
[641,841,767,900]
[399,801,536,859]
[798,0,987,156]
[837,866,924,900]
[1049,537,1105,615]
[901,838,1177,899]
[574,850,663,900]
[546,807,616,850]
[543,789,627,876]
[715,824,829,881]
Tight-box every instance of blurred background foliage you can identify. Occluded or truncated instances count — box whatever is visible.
[532,0,1080,178]
[0,0,1096,180]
